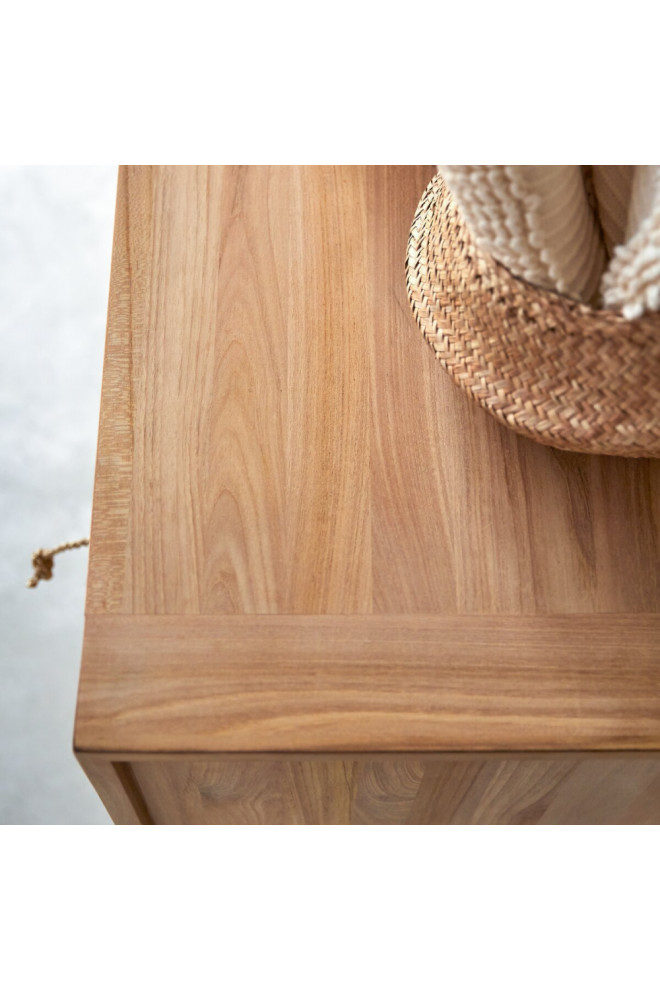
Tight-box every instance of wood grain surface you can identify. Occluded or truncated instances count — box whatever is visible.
[76,166,660,824]
[84,165,660,617]
[75,614,660,754]
[126,755,660,825]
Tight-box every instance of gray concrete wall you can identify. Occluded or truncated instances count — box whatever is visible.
[1,166,117,823]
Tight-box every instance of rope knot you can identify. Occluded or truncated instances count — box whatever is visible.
[27,549,55,587]
[26,538,89,588]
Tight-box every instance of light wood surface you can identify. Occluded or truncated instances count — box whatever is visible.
[76,166,660,824]
[84,165,660,617]
[75,614,660,754]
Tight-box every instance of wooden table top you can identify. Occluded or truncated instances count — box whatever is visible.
[75,166,660,759]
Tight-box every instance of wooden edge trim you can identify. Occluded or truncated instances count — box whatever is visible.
[75,613,660,756]
[75,749,660,763]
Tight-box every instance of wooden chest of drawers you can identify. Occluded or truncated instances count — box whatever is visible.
[75,166,660,824]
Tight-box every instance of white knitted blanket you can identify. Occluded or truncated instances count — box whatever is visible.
[601,166,660,318]
[438,165,660,317]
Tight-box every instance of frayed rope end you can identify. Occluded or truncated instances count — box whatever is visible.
[27,539,89,589]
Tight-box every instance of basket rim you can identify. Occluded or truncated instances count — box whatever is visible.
[409,173,660,338]
[405,173,660,458]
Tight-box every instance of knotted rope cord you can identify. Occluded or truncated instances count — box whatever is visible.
[27,538,90,588]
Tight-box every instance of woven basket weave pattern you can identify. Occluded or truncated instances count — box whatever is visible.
[405,174,660,458]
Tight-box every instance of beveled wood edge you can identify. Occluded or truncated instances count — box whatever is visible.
[85,166,152,614]
[75,613,660,756]
[85,166,131,614]
[74,749,660,762]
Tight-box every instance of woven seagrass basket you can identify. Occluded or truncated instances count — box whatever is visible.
[406,173,660,458]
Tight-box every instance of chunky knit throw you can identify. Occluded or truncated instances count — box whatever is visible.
[438,165,660,318]
[439,165,606,304]
[601,166,660,318]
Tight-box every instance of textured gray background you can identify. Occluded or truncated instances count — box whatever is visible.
[1,166,117,823]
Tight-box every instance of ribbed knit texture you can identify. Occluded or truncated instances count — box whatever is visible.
[438,166,607,304]
[591,166,634,256]
[626,165,658,238]
[601,166,660,319]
